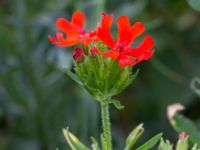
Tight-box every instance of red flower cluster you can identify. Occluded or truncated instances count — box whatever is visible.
[49,11,155,67]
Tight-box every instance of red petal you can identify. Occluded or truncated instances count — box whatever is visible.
[143,50,155,60]
[131,22,145,40]
[138,34,154,52]
[102,50,119,60]
[97,13,115,48]
[119,55,136,67]
[130,35,154,57]
[117,16,132,45]
[56,32,64,42]
[48,35,57,44]
[56,31,79,46]
[129,35,155,63]
[72,11,85,29]
[101,13,113,30]
[56,18,73,32]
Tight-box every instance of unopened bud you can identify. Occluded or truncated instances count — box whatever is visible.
[90,46,99,57]
[180,131,187,139]
[176,131,188,150]
[73,47,84,62]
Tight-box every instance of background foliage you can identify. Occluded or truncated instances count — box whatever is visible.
[0,0,200,150]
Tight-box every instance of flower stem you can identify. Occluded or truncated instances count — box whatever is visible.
[101,101,112,150]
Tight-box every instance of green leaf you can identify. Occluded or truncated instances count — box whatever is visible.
[91,137,100,150]
[63,67,83,85]
[124,123,144,150]
[187,0,200,11]
[190,76,200,97]
[172,114,200,146]
[109,99,124,110]
[63,128,91,150]
[136,133,162,150]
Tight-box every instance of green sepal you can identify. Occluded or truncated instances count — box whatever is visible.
[124,123,144,150]
[114,69,139,96]
[129,69,139,83]
[63,67,83,86]
[158,138,173,150]
[90,137,100,150]
[136,133,162,150]
[63,128,91,150]
[172,114,200,146]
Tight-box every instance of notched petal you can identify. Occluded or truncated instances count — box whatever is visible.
[72,11,85,28]
[102,50,119,60]
[56,18,73,32]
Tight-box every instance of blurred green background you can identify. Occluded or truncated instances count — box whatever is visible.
[0,0,200,149]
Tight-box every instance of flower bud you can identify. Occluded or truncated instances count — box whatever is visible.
[73,47,84,62]
[179,131,187,139]
[90,46,99,56]
[176,131,188,150]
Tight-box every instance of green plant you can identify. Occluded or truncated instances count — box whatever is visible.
[48,10,162,150]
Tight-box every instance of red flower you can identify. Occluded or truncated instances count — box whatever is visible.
[97,13,155,67]
[73,47,84,62]
[48,11,97,46]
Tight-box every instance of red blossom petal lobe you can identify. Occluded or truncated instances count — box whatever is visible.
[102,50,119,60]
[56,18,73,32]
[117,16,132,45]
[131,22,145,41]
[48,35,57,44]
[72,11,85,29]
[130,35,154,60]
[97,13,115,48]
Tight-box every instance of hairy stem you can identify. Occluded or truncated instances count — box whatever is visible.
[101,101,112,150]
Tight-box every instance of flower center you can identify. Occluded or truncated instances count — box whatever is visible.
[114,42,126,52]
[78,28,86,35]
